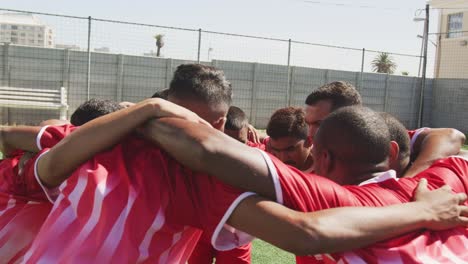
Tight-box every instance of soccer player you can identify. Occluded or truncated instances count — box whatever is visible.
[304,81,465,177]
[137,109,468,263]
[266,107,313,173]
[190,105,253,264]
[380,112,412,177]
[224,106,249,144]
[0,98,124,262]
[9,99,464,263]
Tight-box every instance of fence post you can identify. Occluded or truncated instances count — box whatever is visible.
[2,43,10,124]
[86,16,92,100]
[197,29,202,63]
[383,74,390,112]
[116,54,124,102]
[286,39,292,106]
[288,66,295,107]
[409,77,418,128]
[165,58,173,88]
[250,63,258,126]
[359,48,365,91]
[2,43,9,86]
[324,69,329,85]
[62,48,70,89]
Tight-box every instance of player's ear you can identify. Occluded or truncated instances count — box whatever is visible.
[212,117,227,131]
[389,141,400,163]
[323,150,333,174]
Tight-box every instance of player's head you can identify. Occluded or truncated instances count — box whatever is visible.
[305,81,362,139]
[168,64,232,131]
[224,106,249,143]
[151,89,169,100]
[266,107,312,171]
[70,98,123,126]
[380,112,411,177]
[312,106,390,185]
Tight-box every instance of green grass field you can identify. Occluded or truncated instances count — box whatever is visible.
[252,240,295,263]
[463,145,468,150]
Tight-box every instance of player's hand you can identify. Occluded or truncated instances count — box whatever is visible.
[413,178,468,230]
[247,124,260,144]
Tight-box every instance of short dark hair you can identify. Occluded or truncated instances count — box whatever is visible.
[70,98,123,126]
[168,64,232,107]
[267,107,308,140]
[379,112,410,161]
[305,81,362,110]
[315,106,389,164]
[225,106,248,131]
[151,89,169,99]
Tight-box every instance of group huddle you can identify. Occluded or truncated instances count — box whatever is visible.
[0,64,467,264]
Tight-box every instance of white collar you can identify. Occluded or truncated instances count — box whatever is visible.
[358,170,398,186]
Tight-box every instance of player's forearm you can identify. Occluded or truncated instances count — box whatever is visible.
[37,99,162,187]
[292,202,433,254]
[405,128,465,177]
[143,118,277,199]
[0,126,41,156]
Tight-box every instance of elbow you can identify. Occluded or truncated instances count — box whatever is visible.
[450,128,466,146]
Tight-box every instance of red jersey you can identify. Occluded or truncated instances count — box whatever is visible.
[246,137,269,151]
[0,149,52,263]
[261,150,468,264]
[407,127,429,153]
[24,125,250,263]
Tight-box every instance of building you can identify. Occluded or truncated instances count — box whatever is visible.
[430,0,468,78]
[0,13,54,48]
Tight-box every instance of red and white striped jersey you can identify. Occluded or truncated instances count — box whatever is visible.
[24,125,247,263]
[0,149,52,263]
[261,150,468,264]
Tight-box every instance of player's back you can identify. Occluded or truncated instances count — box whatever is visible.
[25,126,243,263]
[289,156,468,263]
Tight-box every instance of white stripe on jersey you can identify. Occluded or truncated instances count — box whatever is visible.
[440,241,466,264]
[95,188,138,262]
[61,173,110,254]
[137,207,166,263]
[342,252,367,264]
[0,196,16,217]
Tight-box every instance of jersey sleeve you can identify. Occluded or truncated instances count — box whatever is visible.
[30,149,60,203]
[13,150,54,202]
[37,124,78,150]
[260,151,364,212]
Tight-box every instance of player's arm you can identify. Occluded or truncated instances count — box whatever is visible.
[36,98,208,188]
[228,180,468,255]
[140,117,277,199]
[404,128,466,177]
[0,126,42,157]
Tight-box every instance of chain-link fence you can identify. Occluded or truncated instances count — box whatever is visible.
[0,7,466,132]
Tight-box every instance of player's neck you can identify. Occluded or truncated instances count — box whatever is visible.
[344,162,389,185]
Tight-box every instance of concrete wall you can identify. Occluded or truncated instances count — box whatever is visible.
[0,44,456,131]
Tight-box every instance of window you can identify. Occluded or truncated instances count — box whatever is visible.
[11,37,18,43]
[38,33,42,38]
[20,33,25,37]
[447,13,463,38]
[11,25,18,30]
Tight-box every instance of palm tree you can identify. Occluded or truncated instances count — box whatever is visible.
[154,34,165,57]
[371,52,396,74]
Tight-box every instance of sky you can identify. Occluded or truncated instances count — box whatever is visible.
[1,0,438,76]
